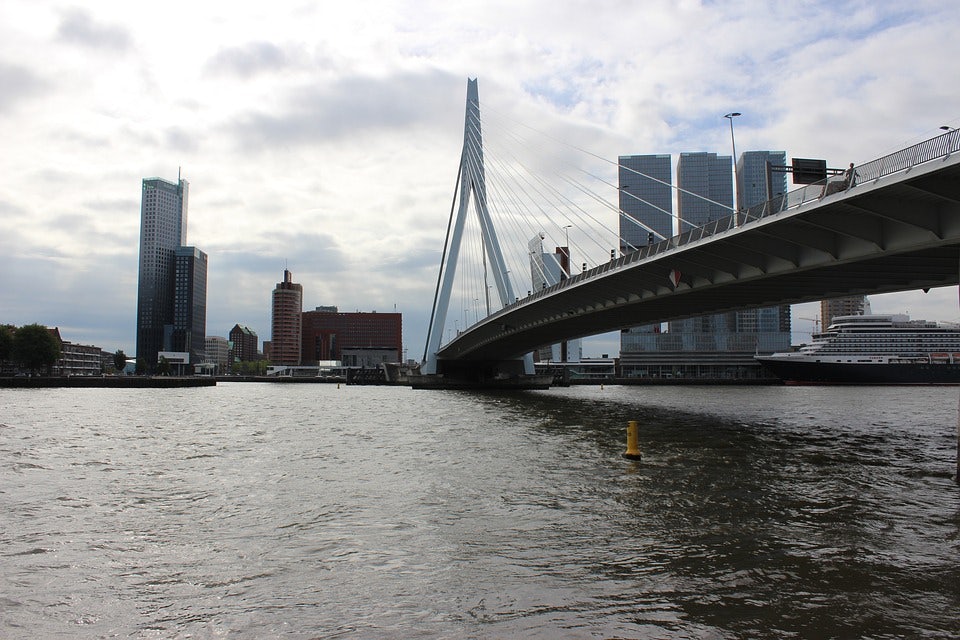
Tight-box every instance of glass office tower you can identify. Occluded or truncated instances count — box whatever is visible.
[136,176,189,370]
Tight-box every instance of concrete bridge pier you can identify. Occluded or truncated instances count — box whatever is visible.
[411,357,552,390]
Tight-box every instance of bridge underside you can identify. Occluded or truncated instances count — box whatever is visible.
[439,153,960,362]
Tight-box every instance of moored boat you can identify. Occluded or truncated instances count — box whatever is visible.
[755,314,960,384]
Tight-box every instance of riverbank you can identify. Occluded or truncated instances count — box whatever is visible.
[0,376,216,388]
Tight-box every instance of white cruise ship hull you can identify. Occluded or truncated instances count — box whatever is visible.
[756,354,960,385]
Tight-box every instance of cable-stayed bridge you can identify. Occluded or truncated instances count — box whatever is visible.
[418,79,960,386]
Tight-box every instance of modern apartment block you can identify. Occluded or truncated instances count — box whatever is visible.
[618,155,674,363]
[528,234,581,362]
[676,152,734,227]
[735,151,792,353]
[171,246,208,364]
[229,324,259,362]
[618,154,673,253]
[821,295,868,327]
[136,176,189,370]
[204,335,230,374]
[301,307,402,366]
[271,269,303,366]
[617,150,790,379]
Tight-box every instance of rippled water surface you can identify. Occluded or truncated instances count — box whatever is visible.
[1,383,959,638]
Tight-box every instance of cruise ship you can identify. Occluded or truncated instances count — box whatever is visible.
[755,314,960,384]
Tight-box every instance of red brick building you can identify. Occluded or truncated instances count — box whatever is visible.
[228,324,259,362]
[301,308,402,366]
[271,269,302,365]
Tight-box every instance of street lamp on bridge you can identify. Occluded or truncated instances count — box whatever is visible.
[724,112,742,214]
[941,125,957,156]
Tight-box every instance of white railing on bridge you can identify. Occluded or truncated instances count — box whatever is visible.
[494,129,960,317]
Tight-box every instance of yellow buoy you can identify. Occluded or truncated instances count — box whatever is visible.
[622,420,642,460]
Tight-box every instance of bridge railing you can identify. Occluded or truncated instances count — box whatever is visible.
[490,130,960,319]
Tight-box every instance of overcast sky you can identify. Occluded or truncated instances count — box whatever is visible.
[2,0,959,358]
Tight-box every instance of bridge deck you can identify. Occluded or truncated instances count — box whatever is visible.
[439,150,960,361]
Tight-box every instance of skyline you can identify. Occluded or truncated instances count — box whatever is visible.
[2,1,960,357]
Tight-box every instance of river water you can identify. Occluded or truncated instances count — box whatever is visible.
[1,383,958,638]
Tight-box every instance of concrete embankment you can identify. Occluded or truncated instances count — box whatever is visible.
[0,376,216,389]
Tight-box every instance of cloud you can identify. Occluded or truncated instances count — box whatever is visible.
[56,7,133,52]
[0,62,47,113]
[226,69,463,148]
[204,41,302,78]
[2,0,959,359]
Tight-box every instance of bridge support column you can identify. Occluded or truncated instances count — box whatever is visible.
[411,357,551,390]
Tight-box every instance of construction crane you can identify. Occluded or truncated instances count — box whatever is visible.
[799,316,820,333]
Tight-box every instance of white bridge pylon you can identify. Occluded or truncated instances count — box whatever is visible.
[422,79,534,375]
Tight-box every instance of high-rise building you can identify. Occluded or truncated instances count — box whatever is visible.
[301,307,403,366]
[229,324,259,362]
[821,296,868,328]
[670,152,736,337]
[676,152,734,228]
[271,269,302,365]
[618,155,673,362]
[136,176,189,370]
[617,150,787,379]
[737,150,788,209]
[735,151,792,353]
[170,246,207,363]
[618,154,673,253]
[204,335,230,375]
[528,234,581,363]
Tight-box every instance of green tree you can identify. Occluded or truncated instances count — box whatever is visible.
[157,355,171,376]
[113,349,128,374]
[0,325,13,364]
[12,324,61,375]
[135,358,146,375]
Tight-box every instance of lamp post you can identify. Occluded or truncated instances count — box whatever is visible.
[942,125,957,156]
[724,112,742,216]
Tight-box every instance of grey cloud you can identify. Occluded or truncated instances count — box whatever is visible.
[227,69,462,148]
[165,127,200,154]
[0,62,47,113]
[208,230,349,275]
[204,42,295,78]
[57,7,133,52]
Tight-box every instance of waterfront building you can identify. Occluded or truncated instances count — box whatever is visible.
[136,176,188,370]
[171,246,207,364]
[528,234,581,362]
[734,151,792,354]
[737,150,787,209]
[228,324,259,362]
[676,152,733,227]
[664,151,788,378]
[271,269,303,366]
[204,336,230,375]
[47,327,103,376]
[618,155,673,367]
[301,307,402,366]
[618,154,673,253]
[821,295,869,328]
[617,150,788,379]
